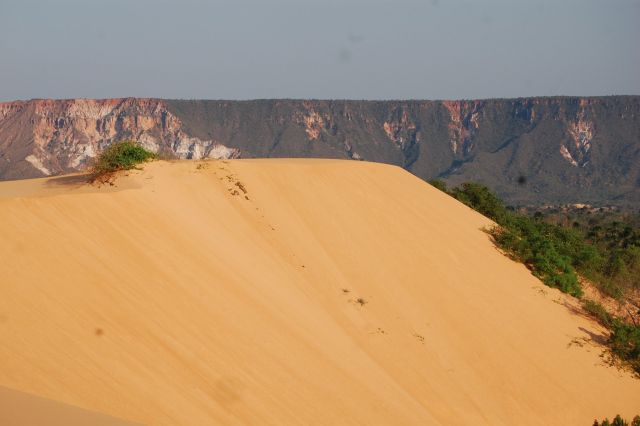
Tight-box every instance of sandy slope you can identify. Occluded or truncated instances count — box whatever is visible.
[0,386,139,425]
[0,159,637,425]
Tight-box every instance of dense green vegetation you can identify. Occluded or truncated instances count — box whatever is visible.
[90,140,155,179]
[443,181,587,296]
[536,208,640,299]
[430,180,640,375]
[593,414,640,426]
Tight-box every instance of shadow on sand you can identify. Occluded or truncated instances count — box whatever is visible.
[44,173,91,188]
[578,326,608,345]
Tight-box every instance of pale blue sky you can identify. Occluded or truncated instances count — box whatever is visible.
[0,0,638,101]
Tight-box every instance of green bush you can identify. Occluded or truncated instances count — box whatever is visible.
[91,140,155,179]
[593,415,640,426]
[582,300,614,328]
[450,182,508,223]
[447,182,583,297]
[431,181,640,372]
[609,321,640,373]
[489,223,583,297]
[583,300,640,375]
[428,179,448,193]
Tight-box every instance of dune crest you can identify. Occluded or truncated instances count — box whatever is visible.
[0,159,637,425]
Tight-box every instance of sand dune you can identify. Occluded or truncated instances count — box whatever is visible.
[0,159,637,425]
[0,385,139,426]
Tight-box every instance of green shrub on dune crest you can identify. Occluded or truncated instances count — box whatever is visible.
[90,140,155,180]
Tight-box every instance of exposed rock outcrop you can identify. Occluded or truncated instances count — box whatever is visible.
[0,98,238,177]
[562,99,595,167]
[442,100,484,157]
[383,106,419,167]
[1,96,639,206]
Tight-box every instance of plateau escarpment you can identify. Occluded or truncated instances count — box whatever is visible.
[0,98,238,180]
[1,96,638,205]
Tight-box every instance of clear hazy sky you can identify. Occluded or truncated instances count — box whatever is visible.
[1,0,638,101]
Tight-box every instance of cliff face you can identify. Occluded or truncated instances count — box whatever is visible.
[0,98,238,180]
[1,96,639,205]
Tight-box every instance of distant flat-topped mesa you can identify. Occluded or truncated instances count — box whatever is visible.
[1,96,639,205]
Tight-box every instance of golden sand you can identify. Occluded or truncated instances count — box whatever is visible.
[0,159,637,424]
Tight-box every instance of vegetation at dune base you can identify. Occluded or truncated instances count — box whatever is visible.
[430,180,640,376]
[90,140,156,180]
[593,414,640,426]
